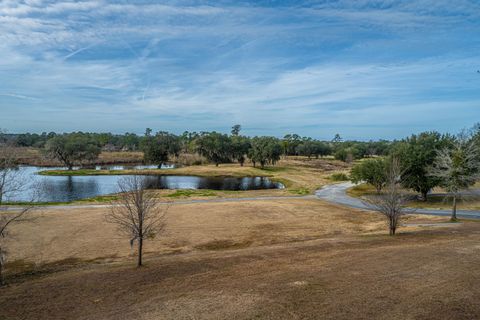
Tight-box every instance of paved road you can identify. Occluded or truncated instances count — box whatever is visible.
[315,182,480,219]
[0,194,315,211]
[3,183,480,219]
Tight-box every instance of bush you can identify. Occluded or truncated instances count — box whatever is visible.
[334,147,360,162]
[175,153,208,166]
[330,172,349,181]
[350,158,387,192]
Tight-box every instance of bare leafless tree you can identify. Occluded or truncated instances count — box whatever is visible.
[428,135,480,221]
[0,144,38,285]
[363,157,411,236]
[0,146,24,205]
[0,207,33,285]
[106,176,167,267]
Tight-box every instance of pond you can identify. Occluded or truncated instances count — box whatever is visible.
[63,164,175,170]
[4,166,284,203]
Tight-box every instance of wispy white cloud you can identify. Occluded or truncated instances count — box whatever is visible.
[0,93,40,101]
[0,1,479,138]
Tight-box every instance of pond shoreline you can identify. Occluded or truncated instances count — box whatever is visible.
[37,168,275,179]
[6,165,286,203]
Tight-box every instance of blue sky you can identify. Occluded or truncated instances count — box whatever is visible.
[0,0,479,140]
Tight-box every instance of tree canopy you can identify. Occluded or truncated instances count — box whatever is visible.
[392,131,452,200]
[428,135,480,220]
[350,158,388,193]
[196,132,232,166]
[142,132,181,168]
[44,133,101,170]
[249,137,282,168]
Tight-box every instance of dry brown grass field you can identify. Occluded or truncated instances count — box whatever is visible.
[1,157,480,319]
[12,147,145,167]
[2,197,480,319]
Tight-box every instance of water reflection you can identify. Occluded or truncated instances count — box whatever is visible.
[40,176,101,202]
[143,176,281,191]
[5,166,284,203]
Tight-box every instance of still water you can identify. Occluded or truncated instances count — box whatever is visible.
[6,166,284,203]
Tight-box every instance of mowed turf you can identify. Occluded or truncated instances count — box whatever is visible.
[1,198,479,319]
[348,183,480,211]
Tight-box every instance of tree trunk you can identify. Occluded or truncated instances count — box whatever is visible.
[389,225,396,236]
[421,191,428,202]
[451,194,457,222]
[215,163,219,167]
[0,247,4,286]
[137,237,143,267]
[389,217,396,236]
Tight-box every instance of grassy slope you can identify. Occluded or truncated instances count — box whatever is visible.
[1,199,478,319]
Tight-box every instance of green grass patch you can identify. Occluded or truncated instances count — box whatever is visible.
[2,201,75,206]
[167,190,217,198]
[330,172,349,181]
[289,188,311,195]
[407,194,480,210]
[347,184,480,211]
[2,194,119,206]
[75,194,119,203]
[258,166,290,173]
[346,183,377,197]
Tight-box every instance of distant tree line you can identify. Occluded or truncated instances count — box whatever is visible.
[7,126,480,192]
[3,132,141,151]
[2,126,398,170]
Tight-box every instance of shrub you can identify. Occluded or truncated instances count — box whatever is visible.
[330,172,349,181]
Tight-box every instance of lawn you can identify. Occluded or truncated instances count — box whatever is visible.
[1,198,478,319]
[348,183,480,211]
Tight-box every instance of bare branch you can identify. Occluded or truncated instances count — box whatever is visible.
[362,157,411,235]
[0,144,41,285]
[106,175,167,267]
[428,135,480,221]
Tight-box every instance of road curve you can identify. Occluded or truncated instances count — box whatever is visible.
[315,182,480,219]
[3,183,480,219]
